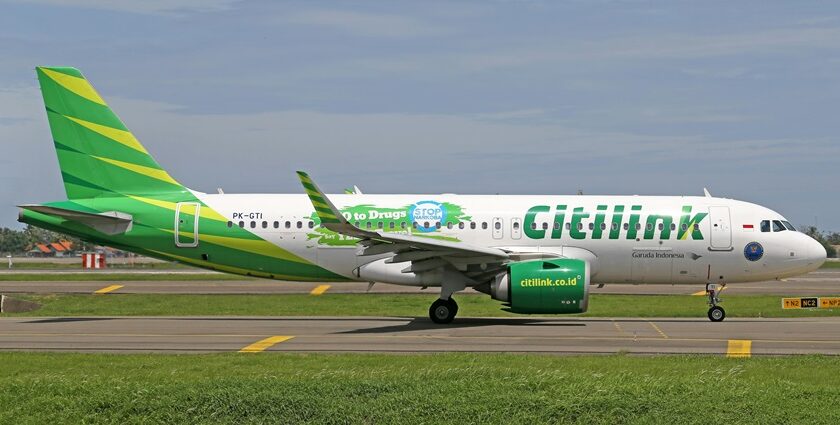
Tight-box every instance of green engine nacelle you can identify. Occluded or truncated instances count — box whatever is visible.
[491,258,590,314]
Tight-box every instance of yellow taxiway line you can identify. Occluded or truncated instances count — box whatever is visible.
[726,339,752,358]
[94,284,124,294]
[691,286,727,296]
[310,285,331,295]
[648,321,669,339]
[239,336,295,353]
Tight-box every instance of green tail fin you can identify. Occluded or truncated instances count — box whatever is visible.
[36,66,185,199]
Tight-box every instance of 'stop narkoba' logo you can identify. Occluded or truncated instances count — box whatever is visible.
[410,201,446,233]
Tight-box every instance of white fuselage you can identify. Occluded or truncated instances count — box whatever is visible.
[197,193,826,286]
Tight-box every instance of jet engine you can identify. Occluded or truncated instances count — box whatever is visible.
[490,258,590,314]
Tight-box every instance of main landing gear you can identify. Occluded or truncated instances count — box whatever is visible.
[429,298,459,324]
[706,283,726,322]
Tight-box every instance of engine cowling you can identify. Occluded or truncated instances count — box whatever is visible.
[491,258,590,314]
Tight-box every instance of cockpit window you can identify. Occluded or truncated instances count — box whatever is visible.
[772,220,786,232]
[781,221,796,231]
[760,220,770,232]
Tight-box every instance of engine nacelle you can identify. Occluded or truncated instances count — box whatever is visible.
[491,258,590,314]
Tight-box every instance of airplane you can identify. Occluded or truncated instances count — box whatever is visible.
[18,67,827,323]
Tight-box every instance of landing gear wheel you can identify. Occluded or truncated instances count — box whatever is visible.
[708,306,726,322]
[429,298,458,324]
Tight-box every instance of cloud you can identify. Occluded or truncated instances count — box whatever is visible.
[0,0,240,14]
[282,9,451,38]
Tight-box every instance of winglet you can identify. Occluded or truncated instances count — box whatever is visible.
[296,171,345,225]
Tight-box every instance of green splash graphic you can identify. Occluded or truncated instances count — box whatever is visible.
[307,202,471,246]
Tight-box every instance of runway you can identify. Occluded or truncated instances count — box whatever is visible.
[1,270,839,295]
[1,316,839,355]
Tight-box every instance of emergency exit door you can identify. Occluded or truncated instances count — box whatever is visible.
[175,202,200,248]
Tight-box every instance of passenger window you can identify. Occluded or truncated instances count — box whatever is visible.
[262,221,268,229]
[482,222,488,230]
[681,223,688,231]
[658,223,664,231]
[250,221,256,229]
[424,222,430,229]
[601,223,607,231]
[285,221,291,229]
[782,221,796,231]
[366,222,372,229]
[772,220,786,232]
[623,223,629,231]
[566,223,571,230]
[513,222,520,230]
[577,223,583,230]
[670,223,676,231]
[377,222,383,229]
[635,223,641,230]
[470,222,476,230]
[447,222,453,230]
[541,222,548,230]
[401,222,407,229]
[611,222,618,231]
[308,221,314,229]
[495,222,502,230]
[227,221,233,228]
[413,222,418,229]
[646,223,653,231]
[435,222,441,229]
[459,222,465,230]
[296,221,302,229]
[760,220,770,232]
[588,223,594,230]
[273,221,279,229]
[553,222,560,230]
[530,222,537,230]
[239,221,245,228]
[389,222,395,230]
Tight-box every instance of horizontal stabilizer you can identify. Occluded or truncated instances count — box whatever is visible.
[18,204,133,235]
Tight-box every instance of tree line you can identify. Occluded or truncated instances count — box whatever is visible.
[0,226,83,255]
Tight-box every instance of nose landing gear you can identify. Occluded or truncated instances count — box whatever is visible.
[706,283,726,322]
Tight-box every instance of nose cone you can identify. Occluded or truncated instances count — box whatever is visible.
[807,238,827,270]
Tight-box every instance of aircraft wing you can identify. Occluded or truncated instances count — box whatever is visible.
[296,172,510,276]
[18,204,133,235]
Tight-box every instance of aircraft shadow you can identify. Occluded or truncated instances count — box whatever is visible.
[337,317,586,334]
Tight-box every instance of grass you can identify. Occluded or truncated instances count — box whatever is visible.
[0,273,250,281]
[0,352,838,424]
[4,293,840,318]
[821,261,840,268]
[5,261,192,270]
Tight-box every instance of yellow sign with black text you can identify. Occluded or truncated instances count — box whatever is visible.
[820,297,840,309]
[782,297,840,309]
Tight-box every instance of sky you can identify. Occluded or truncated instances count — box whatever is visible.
[0,0,838,231]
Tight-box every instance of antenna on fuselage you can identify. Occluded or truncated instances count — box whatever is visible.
[703,188,712,198]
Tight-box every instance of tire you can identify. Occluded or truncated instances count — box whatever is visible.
[429,298,457,324]
[708,306,726,322]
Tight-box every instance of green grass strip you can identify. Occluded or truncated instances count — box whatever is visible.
[0,273,250,281]
[4,293,840,318]
[1,352,839,423]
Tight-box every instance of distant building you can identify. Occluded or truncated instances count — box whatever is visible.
[25,240,75,257]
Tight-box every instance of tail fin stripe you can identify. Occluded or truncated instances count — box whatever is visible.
[91,156,180,186]
[64,115,149,154]
[40,67,106,106]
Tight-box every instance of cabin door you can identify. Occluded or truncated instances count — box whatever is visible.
[175,202,200,248]
[708,206,732,250]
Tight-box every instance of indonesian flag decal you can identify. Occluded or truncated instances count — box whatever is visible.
[743,224,755,231]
